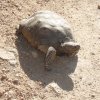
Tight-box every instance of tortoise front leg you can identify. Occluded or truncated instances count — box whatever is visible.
[38,45,56,71]
[45,46,56,71]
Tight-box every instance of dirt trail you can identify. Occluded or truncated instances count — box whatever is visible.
[0,0,100,100]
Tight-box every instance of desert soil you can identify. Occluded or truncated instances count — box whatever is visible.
[0,0,100,100]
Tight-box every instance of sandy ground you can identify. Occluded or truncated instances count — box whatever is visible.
[0,0,100,100]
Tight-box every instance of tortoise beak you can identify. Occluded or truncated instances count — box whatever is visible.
[61,42,80,49]
[61,42,80,56]
[74,44,80,50]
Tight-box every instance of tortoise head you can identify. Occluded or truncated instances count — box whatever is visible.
[61,41,80,56]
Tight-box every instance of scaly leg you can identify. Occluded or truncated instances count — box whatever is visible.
[45,46,56,71]
[38,45,56,71]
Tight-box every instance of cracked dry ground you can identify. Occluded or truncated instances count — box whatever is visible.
[0,0,100,100]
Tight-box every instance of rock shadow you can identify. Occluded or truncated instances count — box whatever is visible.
[15,33,78,91]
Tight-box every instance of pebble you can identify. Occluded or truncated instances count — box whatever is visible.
[12,79,19,85]
[0,48,15,60]
[12,99,17,100]
[90,52,95,55]
[18,6,22,11]
[1,75,7,81]
[0,48,17,66]
[91,94,95,98]
[2,68,9,73]
[98,5,100,9]
[88,83,92,86]
[4,92,12,99]
[20,97,24,100]
[46,82,62,95]
[9,59,17,66]
[0,87,5,97]
[0,92,3,97]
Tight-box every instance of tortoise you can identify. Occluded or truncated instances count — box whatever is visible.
[18,10,80,71]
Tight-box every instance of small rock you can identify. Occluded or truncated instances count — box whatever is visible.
[0,92,3,97]
[12,79,19,85]
[9,90,14,94]
[20,97,24,100]
[90,52,95,55]
[2,68,6,72]
[91,94,95,98]
[15,73,20,77]
[44,0,49,2]
[46,82,62,95]
[0,87,5,97]
[88,83,92,86]
[5,47,18,54]
[79,76,82,80]
[98,5,100,9]
[1,75,7,81]
[0,48,15,60]
[9,59,17,66]
[36,0,41,4]
[39,81,46,87]
[0,48,17,65]
[18,6,22,11]
[2,68,10,73]
[12,99,17,100]
[4,92,12,99]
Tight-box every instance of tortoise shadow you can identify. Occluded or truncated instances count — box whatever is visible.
[15,33,78,91]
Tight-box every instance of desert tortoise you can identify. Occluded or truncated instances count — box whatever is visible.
[18,11,80,71]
